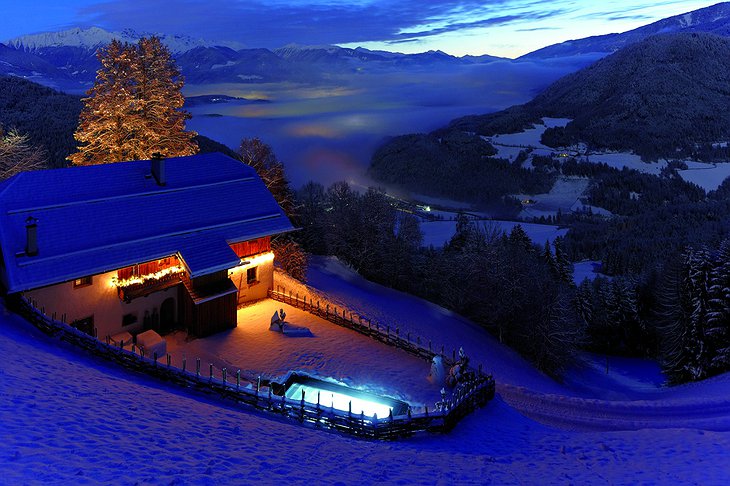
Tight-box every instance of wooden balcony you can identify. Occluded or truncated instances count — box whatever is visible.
[117,272,183,302]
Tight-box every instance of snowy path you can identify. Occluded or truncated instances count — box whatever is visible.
[500,384,730,432]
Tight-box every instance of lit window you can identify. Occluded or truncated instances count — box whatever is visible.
[73,276,93,288]
[247,266,258,284]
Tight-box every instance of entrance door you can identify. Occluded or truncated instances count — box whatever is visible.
[160,298,176,334]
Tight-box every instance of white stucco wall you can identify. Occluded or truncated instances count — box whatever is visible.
[24,270,178,339]
[228,254,274,304]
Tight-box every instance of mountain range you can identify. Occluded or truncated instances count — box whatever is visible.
[521,2,730,59]
[0,27,505,90]
[370,30,730,205]
[448,32,730,161]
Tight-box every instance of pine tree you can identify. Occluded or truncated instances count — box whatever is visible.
[707,239,730,371]
[553,237,573,284]
[68,37,197,165]
[131,37,197,158]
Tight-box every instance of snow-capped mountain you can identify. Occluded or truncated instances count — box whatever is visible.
[0,27,507,90]
[521,1,730,59]
[7,26,245,54]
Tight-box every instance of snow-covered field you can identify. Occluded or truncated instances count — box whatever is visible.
[2,257,730,484]
[487,117,570,161]
[420,219,568,248]
[585,152,667,175]
[572,260,604,284]
[515,177,591,219]
[678,161,730,191]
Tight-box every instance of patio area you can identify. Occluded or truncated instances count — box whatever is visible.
[165,299,441,407]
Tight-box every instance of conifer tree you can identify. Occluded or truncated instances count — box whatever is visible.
[707,240,730,370]
[68,37,197,165]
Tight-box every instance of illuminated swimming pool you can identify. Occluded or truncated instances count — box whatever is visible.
[282,374,409,418]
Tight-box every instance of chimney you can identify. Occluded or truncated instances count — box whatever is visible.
[151,152,166,186]
[25,216,38,257]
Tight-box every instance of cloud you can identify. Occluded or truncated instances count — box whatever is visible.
[80,0,574,48]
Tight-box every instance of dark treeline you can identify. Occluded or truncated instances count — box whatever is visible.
[369,130,554,215]
[0,76,81,168]
[297,182,582,377]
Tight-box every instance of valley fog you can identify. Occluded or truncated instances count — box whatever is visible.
[185,59,581,188]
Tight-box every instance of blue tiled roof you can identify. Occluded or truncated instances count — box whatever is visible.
[0,152,294,292]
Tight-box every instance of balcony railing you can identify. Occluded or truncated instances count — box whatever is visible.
[113,266,185,302]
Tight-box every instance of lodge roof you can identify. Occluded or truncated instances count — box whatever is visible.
[0,152,294,293]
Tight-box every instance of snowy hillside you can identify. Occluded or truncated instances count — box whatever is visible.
[7,26,245,54]
[2,257,730,483]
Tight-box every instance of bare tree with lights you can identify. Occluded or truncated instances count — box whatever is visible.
[68,37,197,166]
[0,126,47,180]
[238,137,307,280]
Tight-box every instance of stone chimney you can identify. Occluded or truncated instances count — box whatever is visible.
[25,216,38,257]
[151,152,166,186]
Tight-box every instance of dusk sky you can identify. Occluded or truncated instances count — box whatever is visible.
[3,0,721,58]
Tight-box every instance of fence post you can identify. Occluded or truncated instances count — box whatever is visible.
[196,358,200,377]
[166,354,171,367]
[182,357,186,372]
[425,405,429,417]
[209,363,213,381]
[222,367,227,384]
[268,387,273,409]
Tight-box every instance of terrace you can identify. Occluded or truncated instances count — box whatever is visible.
[165,299,442,408]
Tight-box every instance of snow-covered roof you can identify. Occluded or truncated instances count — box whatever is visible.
[0,152,294,293]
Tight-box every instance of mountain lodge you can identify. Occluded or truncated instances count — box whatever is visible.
[0,152,294,339]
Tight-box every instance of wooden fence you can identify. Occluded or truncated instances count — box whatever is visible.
[10,294,494,440]
[270,287,484,372]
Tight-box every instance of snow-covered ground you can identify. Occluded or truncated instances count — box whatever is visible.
[420,219,568,248]
[165,300,439,406]
[585,152,667,175]
[678,161,730,191]
[515,177,591,219]
[487,117,570,161]
[572,260,604,284]
[3,257,730,483]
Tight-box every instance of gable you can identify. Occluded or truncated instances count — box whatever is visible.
[0,152,294,292]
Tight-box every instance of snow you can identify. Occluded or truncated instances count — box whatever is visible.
[678,161,730,191]
[420,220,568,248]
[516,177,590,219]
[7,27,245,54]
[3,257,730,483]
[486,117,570,160]
[585,152,667,174]
[572,260,604,284]
[165,300,439,406]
